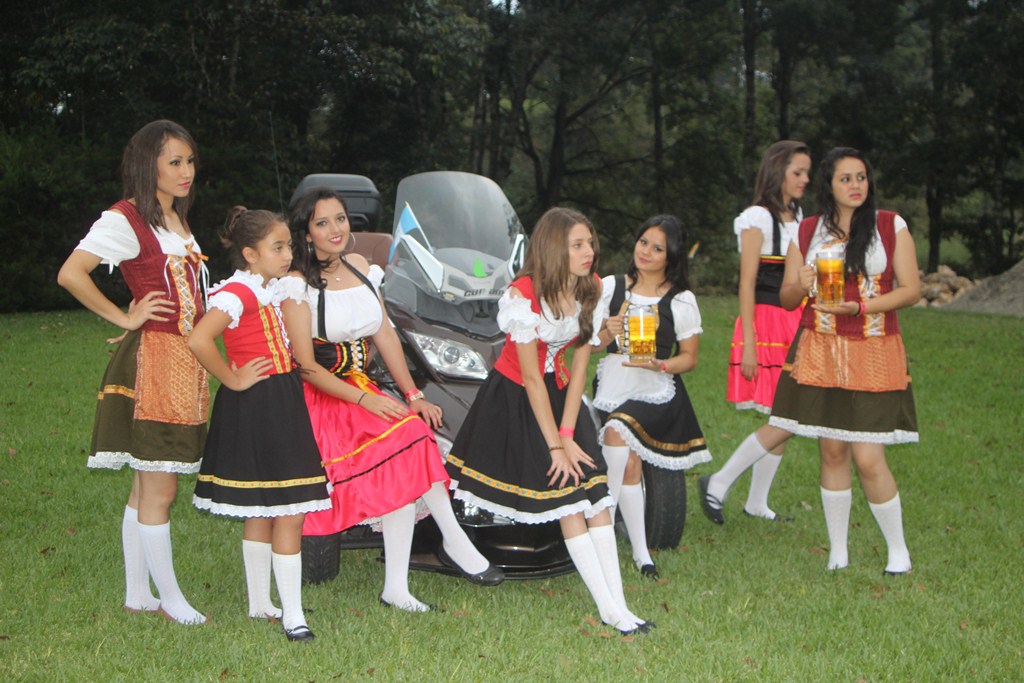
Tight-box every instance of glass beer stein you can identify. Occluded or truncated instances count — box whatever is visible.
[624,304,658,362]
[815,247,846,306]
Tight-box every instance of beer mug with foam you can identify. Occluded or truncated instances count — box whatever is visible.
[624,304,658,362]
[815,247,846,306]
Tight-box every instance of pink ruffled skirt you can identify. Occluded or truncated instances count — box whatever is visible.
[301,379,448,536]
[726,303,802,413]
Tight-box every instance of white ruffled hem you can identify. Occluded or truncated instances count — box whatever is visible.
[767,417,919,445]
[87,452,202,474]
[732,400,772,415]
[192,496,332,518]
[450,486,614,525]
[360,498,434,533]
[600,422,712,470]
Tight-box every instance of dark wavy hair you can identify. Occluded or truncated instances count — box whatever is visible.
[816,147,877,276]
[219,206,286,270]
[625,214,690,293]
[517,207,601,346]
[288,187,351,289]
[752,140,810,221]
[121,120,198,231]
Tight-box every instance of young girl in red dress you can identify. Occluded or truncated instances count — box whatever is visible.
[189,207,331,641]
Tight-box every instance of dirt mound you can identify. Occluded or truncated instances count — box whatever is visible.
[943,259,1024,317]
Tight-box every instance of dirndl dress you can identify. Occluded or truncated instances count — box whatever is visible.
[276,272,449,536]
[768,213,919,444]
[76,205,209,473]
[594,277,711,470]
[193,272,331,517]
[445,283,613,524]
[726,205,803,413]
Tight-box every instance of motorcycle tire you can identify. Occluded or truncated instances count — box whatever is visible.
[301,533,341,585]
[642,460,687,549]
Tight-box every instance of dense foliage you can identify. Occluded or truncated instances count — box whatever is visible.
[2,0,1021,312]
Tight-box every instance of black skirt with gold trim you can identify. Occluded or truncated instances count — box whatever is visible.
[596,375,712,471]
[445,371,612,524]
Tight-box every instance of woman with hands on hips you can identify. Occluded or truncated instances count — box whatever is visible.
[278,188,502,615]
[57,120,209,625]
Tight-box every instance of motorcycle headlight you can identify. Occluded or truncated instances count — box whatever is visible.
[406,331,489,380]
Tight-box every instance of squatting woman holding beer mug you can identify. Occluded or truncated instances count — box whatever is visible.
[593,215,711,579]
[769,147,920,574]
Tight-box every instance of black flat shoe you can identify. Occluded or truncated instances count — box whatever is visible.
[437,544,505,586]
[636,620,656,633]
[284,624,315,642]
[742,509,794,523]
[610,620,654,636]
[379,595,439,612]
[698,475,725,525]
[639,563,659,580]
[882,568,912,577]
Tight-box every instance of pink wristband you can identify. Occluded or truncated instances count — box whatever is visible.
[660,361,669,373]
[558,427,575,438]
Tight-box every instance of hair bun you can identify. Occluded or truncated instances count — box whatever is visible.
[220,205,249,247]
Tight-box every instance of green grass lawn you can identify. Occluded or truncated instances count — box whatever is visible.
[1,300,1022,682]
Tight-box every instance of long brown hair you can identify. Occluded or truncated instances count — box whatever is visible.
[121,120,198,230]
[288,187,351,289]
[517,207,601,346]
[816,147,878,277]
[752,140,810,220]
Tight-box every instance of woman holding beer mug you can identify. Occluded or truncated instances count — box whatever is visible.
[699,141,811,525]
[769,147,920,574]
[593,215,710,579]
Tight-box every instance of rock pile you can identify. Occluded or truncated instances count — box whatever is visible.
[916,265,979,307]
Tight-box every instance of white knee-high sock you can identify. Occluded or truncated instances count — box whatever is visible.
[563,533,639,633]
[122,506,159,612]
[380,504,429,612]
[588,524,645,626]
[138,521,205,624]
[271,551,307,632]
[617,484,653,568]
[745,453,784,519]
[821,488,852,570]
[601,444,630,504]
[869,493,912,573]
[420,482,488,574]
[243,539,281,620]
[708,432,767,503]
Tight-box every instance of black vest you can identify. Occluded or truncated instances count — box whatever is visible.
[753,209,785,307]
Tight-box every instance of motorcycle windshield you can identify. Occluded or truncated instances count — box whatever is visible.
[385,172,526,338]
